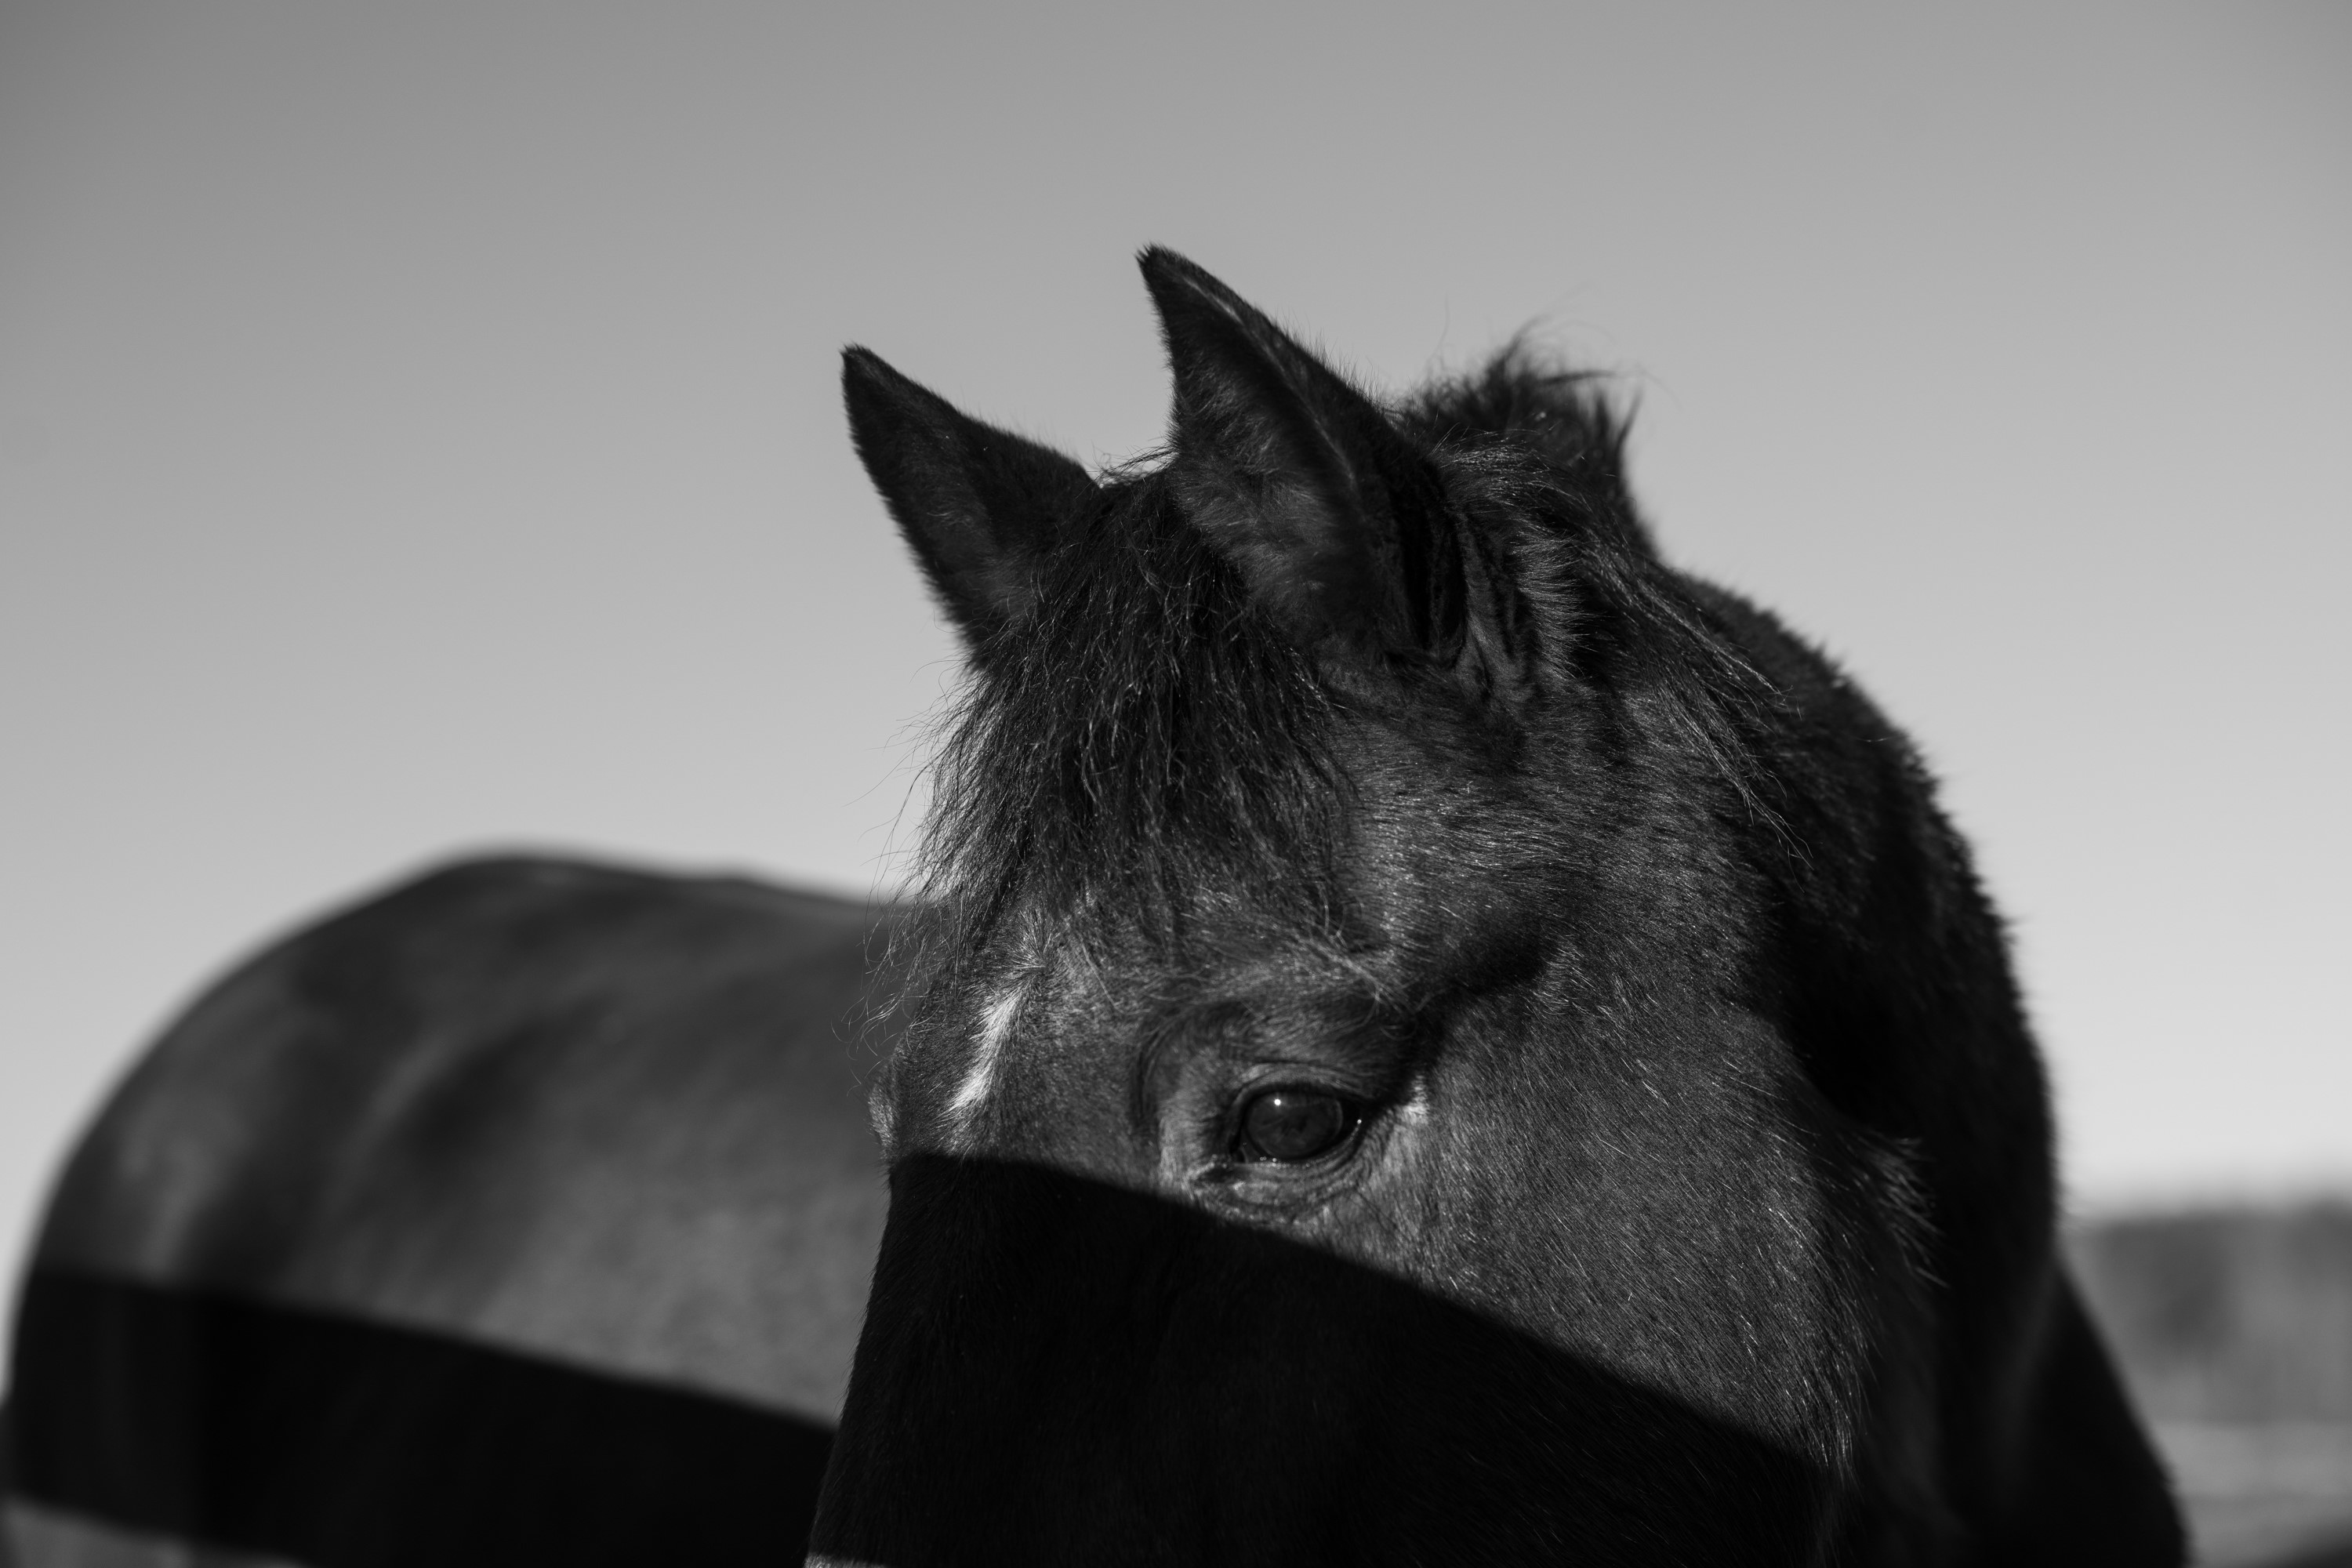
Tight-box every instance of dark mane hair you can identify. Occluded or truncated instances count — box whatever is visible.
[916,474,1342,952]
[909,344,1772,974]
[1399,338,1636,521]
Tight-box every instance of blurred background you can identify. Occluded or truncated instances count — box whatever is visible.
[3,3,2346,1559]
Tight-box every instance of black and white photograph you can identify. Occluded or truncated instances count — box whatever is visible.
[2,4,2347,1563]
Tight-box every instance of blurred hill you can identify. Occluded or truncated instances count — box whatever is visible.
[2071,1203,2352,1566]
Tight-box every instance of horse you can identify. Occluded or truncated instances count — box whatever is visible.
[1,248,2183,1566]
[808,250,2183,1565]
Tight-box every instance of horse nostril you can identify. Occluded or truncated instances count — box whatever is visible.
[1236,1086,1359,1163]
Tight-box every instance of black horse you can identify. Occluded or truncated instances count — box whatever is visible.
[811,251,2181,1564]
[2,251,2180,1566]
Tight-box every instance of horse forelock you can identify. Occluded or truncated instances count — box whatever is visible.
[913,476,1350,960]
[898,347,1794,1033]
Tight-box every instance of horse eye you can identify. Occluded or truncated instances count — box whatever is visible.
[1236,1087,1359,1163]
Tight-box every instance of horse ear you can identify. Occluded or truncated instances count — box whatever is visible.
[1140,249,1464,664]
[842,347,1099,648]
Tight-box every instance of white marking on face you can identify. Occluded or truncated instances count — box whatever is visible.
[946,983,1025,1132]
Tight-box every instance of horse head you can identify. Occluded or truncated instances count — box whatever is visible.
[811,252,2178,1565]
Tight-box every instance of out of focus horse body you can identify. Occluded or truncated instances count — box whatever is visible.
[5,857,887,1564]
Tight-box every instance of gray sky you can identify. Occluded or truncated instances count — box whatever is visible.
[3,2,2347,1291]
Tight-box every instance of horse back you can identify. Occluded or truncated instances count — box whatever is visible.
[27,855,894,1420]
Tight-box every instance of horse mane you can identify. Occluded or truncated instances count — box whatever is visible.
[912,344,1697,971]
[1399,337,1640,532]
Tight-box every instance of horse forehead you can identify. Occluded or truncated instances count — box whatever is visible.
[915,943,1378,1147]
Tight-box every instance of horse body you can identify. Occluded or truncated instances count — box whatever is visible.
[5,857,890,1563]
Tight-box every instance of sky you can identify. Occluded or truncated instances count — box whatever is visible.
[3,2,2347,1298]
